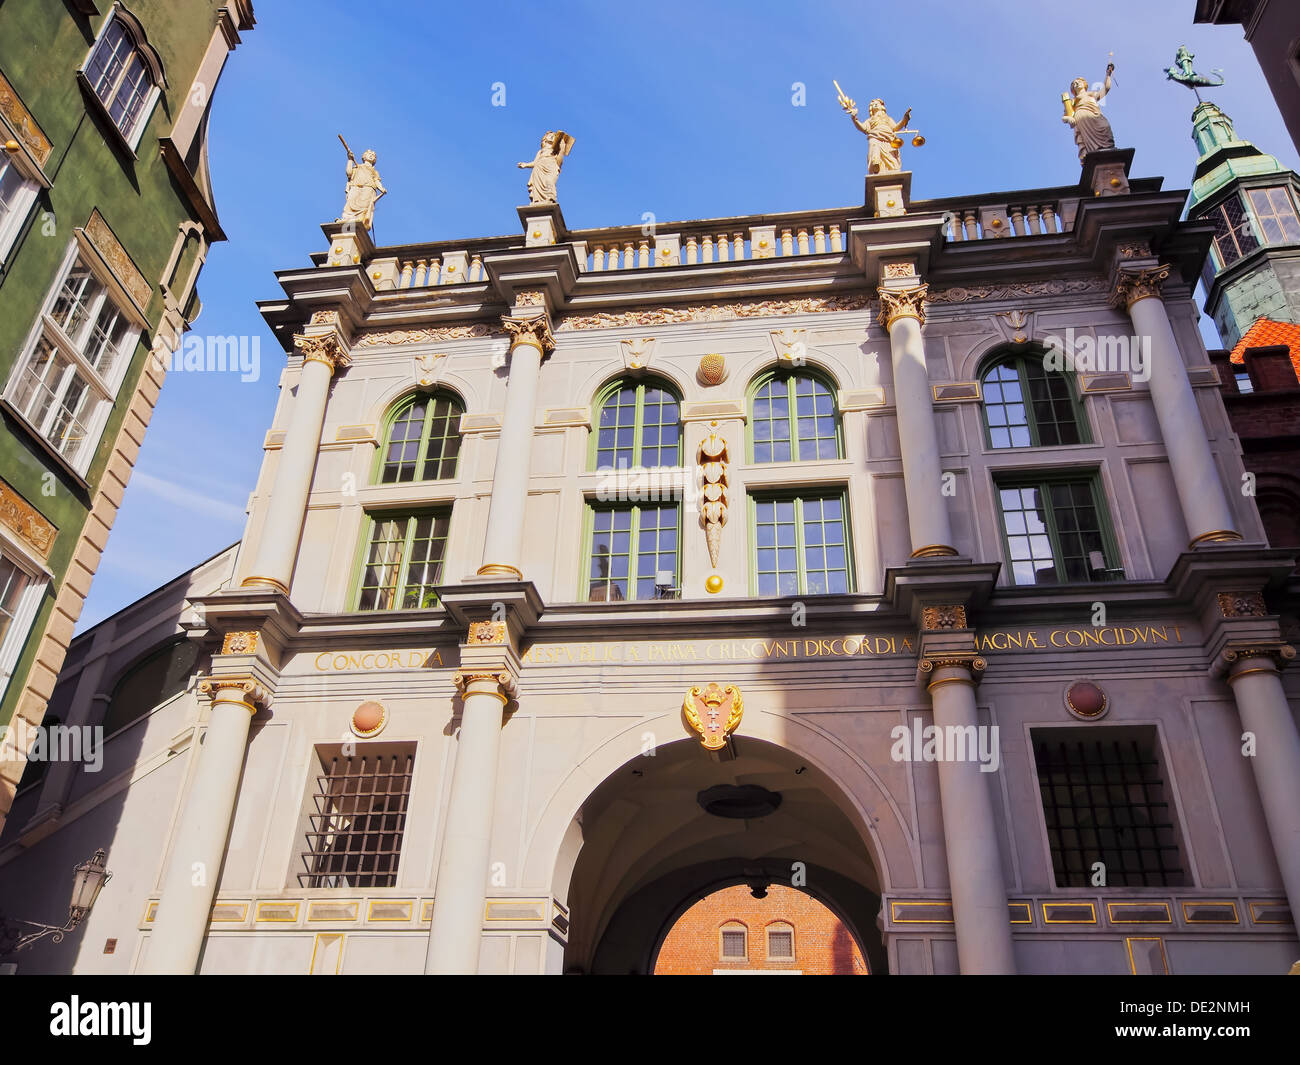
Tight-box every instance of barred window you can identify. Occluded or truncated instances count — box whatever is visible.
[767,924,795,960]
[377,392,463,483]
[720,924,747,960]
[298,744,415,889]
[1034,731,1186,888]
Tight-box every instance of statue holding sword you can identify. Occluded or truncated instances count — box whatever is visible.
[834,80,925,174]
[336,134,386,230]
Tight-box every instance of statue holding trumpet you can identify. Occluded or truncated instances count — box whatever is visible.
[834,80,924,174]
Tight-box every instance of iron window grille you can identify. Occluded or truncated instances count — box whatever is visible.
[299,746,414,889]
[720,927,747,960]
[1033,733,1186,888]
[767,927,795,960]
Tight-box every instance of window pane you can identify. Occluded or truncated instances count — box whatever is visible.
[595,385,639,470]
[754,493,850,596]
[357,512,450,611]
[87,20,132,102]
[50,264,103,343]
[419,394,463,480]
[588,504,678,601]
[0,556,30,647]
[0,158,29,228]
[640,388,680,467]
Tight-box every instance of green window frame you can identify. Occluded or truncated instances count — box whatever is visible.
[590,378,681,471]
[749,490,853,596]
[352,509,451,611]
[748,368,843,464]
[581,501,680,601]
[375,391,464,483]
[981,352,1089,449]
[993,472,1122,586]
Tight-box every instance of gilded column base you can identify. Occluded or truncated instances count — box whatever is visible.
[240,575,290,595]
[1188,529,1244,548]
[476,563,523,580]
[909,544,959,559]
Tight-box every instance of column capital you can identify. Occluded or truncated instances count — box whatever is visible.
[502,311,555,358]
[1217,640,1296,682]
[1109,264,1171,312]
[453,669,519,705]
[918,653,987,684]
[878,283,929,328]
[197,673,273,714]
[292,328,351,374]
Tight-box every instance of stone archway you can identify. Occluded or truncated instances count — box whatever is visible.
[557,736,888,974]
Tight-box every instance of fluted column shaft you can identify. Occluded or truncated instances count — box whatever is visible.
[1118,269,1240,547]
[144,677,267,973]
[881,286,956,558]
[243,333,348,593]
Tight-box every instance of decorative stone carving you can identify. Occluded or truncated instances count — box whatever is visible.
[699,429,729,568]
[309,310,341,326]
[0,69,52,167]
[882,262,917,280]
[84,210,150,311]
[453,670,519,701]
[555,294,873,332]
[356,324,504,348]
[518,131,573,205]
[220,631,259,655]
[0,477,56,559]
[928,278,1109,304]
[921,605,967,630]
[770,328,808,365]
[515,290,546,308]
[337,138,386,230]
[1065,680,1108,720]
[1217,591,1267,618]
[502,313,556,356]
[1117,241,1152,260]
[619,337,656,371]
[1223,643,1296,669]
[996,309,1031,344]
[877,284,929,328]
[466,620,507,645]
[293,331,351,373]
[1062,63,1116,164]
[696,353,727,386]
[918,654,987,680]
[683,682,743,750]
[415,352,446,387]
[1110,265,1171,311]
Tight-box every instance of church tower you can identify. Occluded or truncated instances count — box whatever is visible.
[1186,98,1300,348]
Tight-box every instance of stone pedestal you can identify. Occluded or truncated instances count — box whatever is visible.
[866,171,912,217]
[321,220,375,268]
[517,202,567,247]
[1081,148,1133,197]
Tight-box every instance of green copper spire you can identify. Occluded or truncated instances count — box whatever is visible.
[1187,101,1287,211]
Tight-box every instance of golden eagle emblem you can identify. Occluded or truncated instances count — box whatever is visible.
[683,683,743,750]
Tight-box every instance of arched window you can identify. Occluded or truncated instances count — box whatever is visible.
[377,391,464,483]
[981,352,1087,449]
[82,9,165,148]
[591,378,680,470]
[766,922,795,961]
[103,639,199,735]
[750,368,842,463]
[719,922,748,961]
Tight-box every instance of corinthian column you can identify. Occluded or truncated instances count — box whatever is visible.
[476,306,555,580]
[1113,267,1241,548]
[879,284,957,559]
[918,609,1016,974]
[426,623,519,973]
[242,325,351,595]
[1221,639,1300,918]
[144,660,271,973]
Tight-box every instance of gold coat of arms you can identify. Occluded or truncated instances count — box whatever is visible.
[683,683,743,750]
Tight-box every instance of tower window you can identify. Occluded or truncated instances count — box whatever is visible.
[1207,195,1259,267]
[1247,186,1300,245]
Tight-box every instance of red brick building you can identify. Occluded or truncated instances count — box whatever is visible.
[653,884,869,975]
[1210,320,1300,554]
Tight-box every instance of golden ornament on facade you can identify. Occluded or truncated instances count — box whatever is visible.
[696,353,727,386]
[554,294,873,333]
[220,631,259,655]
[198,674,271,713]
[1109,264,1171,311]
[293,332,351,372]
[877,283,929,328]
[466,620,507,645]
[1217,591,1267,618]
[0,476,56,559]
[922,605,967,630]
[683,682,743,750]
[502,313,556,356]
[699,431,729,569]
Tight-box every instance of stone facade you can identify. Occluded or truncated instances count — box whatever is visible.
[0,156,1297,975]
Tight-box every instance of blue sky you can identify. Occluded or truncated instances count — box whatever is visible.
[77,0,1300,630]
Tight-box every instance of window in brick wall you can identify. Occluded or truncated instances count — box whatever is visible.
[766,923,795,961]
[719,923,747,960]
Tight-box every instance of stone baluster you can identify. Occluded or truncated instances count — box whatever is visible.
[814,225,826,253]
[717,233,730,261]
[685,235,698,265]
[399,261,413,288]
[830,224,843,252]
[797,227,810,255]
[781,229,794,256]
[638,240,650,268]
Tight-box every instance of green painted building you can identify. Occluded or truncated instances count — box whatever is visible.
[0,1,256,831]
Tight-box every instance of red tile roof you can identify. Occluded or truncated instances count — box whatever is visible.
[1229,317,1300,367]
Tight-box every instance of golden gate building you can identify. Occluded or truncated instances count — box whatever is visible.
[1,153,1298,975]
